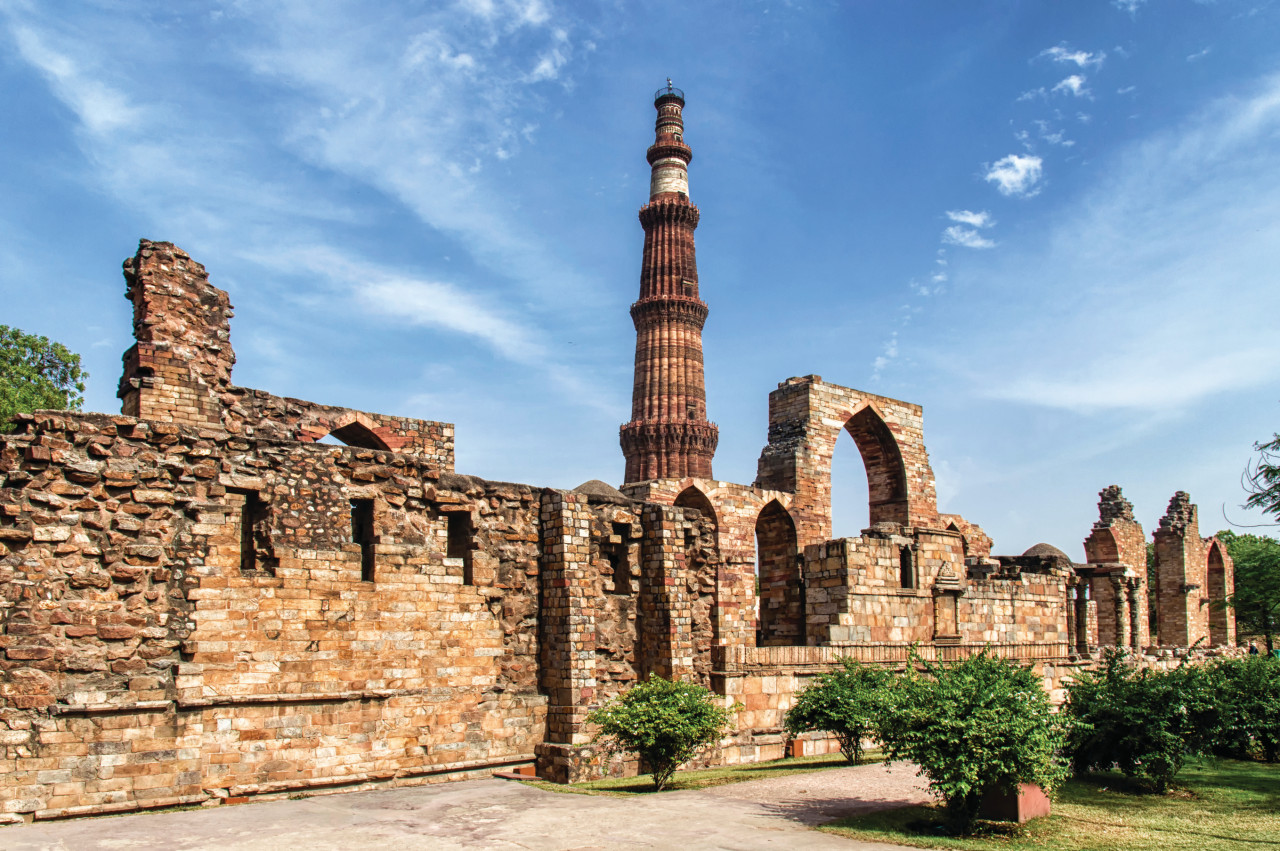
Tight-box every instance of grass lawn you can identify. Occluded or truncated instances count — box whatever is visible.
[821,756,1280,850]
[523,750,879,796]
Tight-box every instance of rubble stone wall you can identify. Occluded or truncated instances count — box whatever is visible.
[0,411,555,819]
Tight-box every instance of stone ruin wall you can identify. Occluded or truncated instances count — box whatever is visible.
[0,239,1239,820]
[0,405,722,817]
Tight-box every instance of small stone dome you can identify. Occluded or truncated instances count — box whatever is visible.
[573,479,627,499]
[1022,542,1072,561]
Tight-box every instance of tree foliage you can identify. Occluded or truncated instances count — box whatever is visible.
[784,659,889,764]
[877,651,1067,834]
[1063,650,1206,792]
[0,325,87,431]
[1216,530,1280,653]
[586,675,735,791]
[1210,655,1280,763]
[1244,432,1280,522]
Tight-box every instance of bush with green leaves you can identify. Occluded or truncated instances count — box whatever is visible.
[1208,655,1280,762]
[1062,650,1204,792]
[586,675,735,791]
[784,659,889,764]
[876,650,1067,834]
[0,325,87,432]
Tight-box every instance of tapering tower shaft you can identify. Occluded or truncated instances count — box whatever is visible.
[621,83,718,483]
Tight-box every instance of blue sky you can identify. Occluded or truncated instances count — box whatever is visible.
[2,0,1278,556]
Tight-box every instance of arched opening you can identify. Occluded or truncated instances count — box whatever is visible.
[842,406,909,528]
[947,521,969,558]
[1206,541,1229,645]
[899,546,915,589]
[674,486,717,543]
[831,429,870,539]
[328,421,392,451]
[755,500,801,646]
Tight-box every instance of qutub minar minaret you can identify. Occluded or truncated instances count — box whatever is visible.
[620,81,719,482]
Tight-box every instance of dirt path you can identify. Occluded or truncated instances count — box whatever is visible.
[0,762,930,850]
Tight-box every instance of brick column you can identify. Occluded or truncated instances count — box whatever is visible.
[535,490,601,783]
[637,504,696,681]
[117,240,234,429]
[1152,492,1210,647]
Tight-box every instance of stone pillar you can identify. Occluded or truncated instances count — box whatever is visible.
[1066,585,1078,652]
[117,240,234,429]
[637,503,696,681]
[1112,576,1131,649]
[535,490,601,783]
[1127,581,1145,650]
[1152,492,1210,647]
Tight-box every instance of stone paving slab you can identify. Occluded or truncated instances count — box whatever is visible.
[0,762,928,850]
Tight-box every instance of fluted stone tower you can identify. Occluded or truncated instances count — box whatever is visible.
[620,82,719,483]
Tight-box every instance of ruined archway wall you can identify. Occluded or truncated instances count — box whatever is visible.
[1152,492,1210,647]
[754,376,939,548]
[117,240,455,469]
[1083,486,1149,649]
[1205,538,1236,646]
[622,477,793,648]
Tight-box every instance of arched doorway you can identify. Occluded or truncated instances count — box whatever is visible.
[1207,540,1230,646]
[756,500,801,646]
[843,406,909,527]
[831,429,870,539]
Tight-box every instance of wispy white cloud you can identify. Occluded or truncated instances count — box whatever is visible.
[1187,46,1213,62]
[1052,74,1090,98]
[1113,0,1148,16]
[1034,120,1075,147]
[1040,45,1106,70]
[247,245,546,363]
[9,25,142,136]
[984,154,1044,197]
[942,211,997,249]
[942,226,997,249]
[940,72,1280,412]
[871,332,900,379]
[946,209,995,228]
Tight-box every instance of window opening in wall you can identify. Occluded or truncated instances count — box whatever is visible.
[899,545,915,589]
[446,512,473,584]
[229,488,273,575]
[351,499,375,582]
[602,522,632,594]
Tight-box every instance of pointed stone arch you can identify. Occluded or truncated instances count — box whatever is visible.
[754,377,939,548]
[755,500,802,646]
[1206,538,1234,646]
[674,485,718,541]
[843,403,909,527]
[301,411,393,451]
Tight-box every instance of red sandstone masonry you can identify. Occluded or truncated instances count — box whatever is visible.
[620,86,718,482]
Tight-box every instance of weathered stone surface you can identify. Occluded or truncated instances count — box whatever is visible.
[0,93,1233,821]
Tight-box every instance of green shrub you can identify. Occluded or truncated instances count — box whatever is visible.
[1063,651,1202,792]
[784,659,889,764]
[876,650,1067,834]
[1211,655,1280,762]
[586,675,735,791]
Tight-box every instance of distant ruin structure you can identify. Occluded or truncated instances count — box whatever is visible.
[0,85,1234,823]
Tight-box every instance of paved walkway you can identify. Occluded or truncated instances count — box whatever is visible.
[1,761,931,850]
